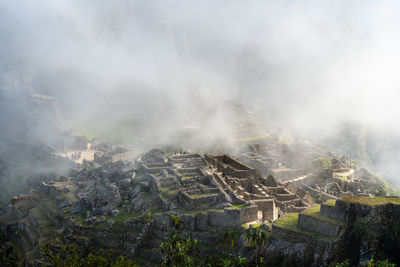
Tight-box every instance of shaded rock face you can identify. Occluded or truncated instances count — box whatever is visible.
[141,149,164,163]
[265,175,277,187]
[326,200,400,265]
[74,160,136,215]
[93,184,121,209]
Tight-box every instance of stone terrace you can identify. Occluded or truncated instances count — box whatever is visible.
[205,154,309,220]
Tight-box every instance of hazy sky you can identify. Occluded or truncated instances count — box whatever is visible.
[1,1,400,183]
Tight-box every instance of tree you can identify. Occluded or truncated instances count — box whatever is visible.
[245,225,270,266]
[223,228,239,248]
[256,227,268,246]
[159,214,199,266]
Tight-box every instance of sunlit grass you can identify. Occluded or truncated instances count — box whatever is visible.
[341,195,400,206]
[273,213,339,241]
[230,203,250,209]
[324,199,336,207]
[301,204,344,226]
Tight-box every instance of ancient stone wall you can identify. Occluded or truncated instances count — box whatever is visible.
[271,225,335,248]
[239,205,259,223]
[297,214,342,236]
[302,185,337,202]
[252,199,277,220]
[320,203,347,222]
[207,205,258,227]
[180,190,225,208]
[270,169,307,182]
[140,162,175,173]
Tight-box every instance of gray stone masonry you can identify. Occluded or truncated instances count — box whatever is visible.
[320,203,346,222]
[297,213,342,237]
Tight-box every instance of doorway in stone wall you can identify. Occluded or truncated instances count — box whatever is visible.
[258,210,263,221]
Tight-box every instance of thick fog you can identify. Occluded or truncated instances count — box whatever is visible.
[1,1,400,185]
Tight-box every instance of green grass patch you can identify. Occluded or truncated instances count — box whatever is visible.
[273,213,339,241]
[301,204,344,226]
[274,213,298,230]
[93,210,141,232]
[241,223,249,229]
[230,203,249,209]
[180,173,194,179]
[311,157,332,169]
[324,199,336,207]
[191,193,216,198]
[30,207,57,235]
[341,195,400,206]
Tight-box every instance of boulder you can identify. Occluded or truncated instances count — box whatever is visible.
[119,179,131,189]
[58,199,72,209]
[111,210,121,217]
[107,220,115,228]
[160,169,169,177]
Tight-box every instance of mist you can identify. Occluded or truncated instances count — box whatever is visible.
[1,0,400,185]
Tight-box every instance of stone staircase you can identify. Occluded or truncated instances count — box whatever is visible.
[253,184,268,197]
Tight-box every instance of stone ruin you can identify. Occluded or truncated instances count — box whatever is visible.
[237,142,379,203]
[0,141,394,266]
[204,154,311,220]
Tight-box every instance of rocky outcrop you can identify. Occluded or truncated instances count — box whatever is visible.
[141,149,165,164]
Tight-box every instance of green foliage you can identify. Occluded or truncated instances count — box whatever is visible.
[376,222,400,265]
[159,214,199,266]
[142,212,154,223]
[331,259,351,267]
[223,228,239,248]
[201,254,248,267]
[369,172,399,197]
[41,244,139,267]
[311,157,332,169]
[333,258,396,267]
[366,257,396,267]
[111,256,141,267]
[0,244,18,267]
[244,225,270,265]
